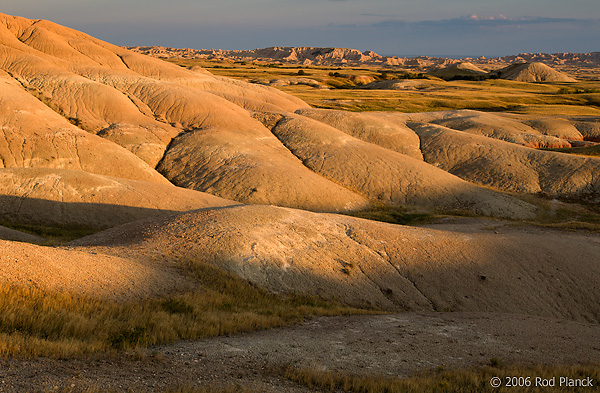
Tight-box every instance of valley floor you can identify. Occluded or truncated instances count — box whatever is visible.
[1,312,598,392]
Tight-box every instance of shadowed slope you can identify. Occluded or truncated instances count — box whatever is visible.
[0,225,44,243]
[0,168,237,228]
[0,239,188,300]
[73,205,600,322]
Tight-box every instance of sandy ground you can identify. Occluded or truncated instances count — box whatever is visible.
[1,312,598,392]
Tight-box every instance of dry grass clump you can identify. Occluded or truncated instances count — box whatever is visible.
[0,259,367,358]
[284,363,600,393]
[38,386,256,393]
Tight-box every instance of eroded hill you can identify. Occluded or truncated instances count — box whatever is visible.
[0,13,599,331]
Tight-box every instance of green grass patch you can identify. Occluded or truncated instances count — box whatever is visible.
[0,220,100,244]
[516,195,600,232]
[162,57,600,116]
[345,205,433,226]
[541,145,600,158]
[0,259,371,359]
[284,364,600,393]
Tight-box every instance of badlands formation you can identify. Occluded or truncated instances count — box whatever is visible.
[129,45,600,70]
[1,13,600,321]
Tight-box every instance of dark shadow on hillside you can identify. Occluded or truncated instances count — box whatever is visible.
[0,194,197,236]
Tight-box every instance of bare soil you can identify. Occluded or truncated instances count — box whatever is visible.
[1,312,598,392]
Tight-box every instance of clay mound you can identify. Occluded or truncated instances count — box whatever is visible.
[199,76,310,112]
[429,62,487,79]
[0,71,170,183]
[0,13,308,168]
[295,108,423,160]
[0,168,237,228]
[251,78,324,89]
[514,116,585,141]
[409,122,600,199]
[0,239,188,300]
[497,62,577,82]
[156,126,370,212]
[270,114,535,219]
[0,14,307,113]
[360,79,431,90]
[1,12,596,221]
[351,75,376,85]
[407,110,572,148]
[2,13,374,214]
[573,118,600,142]
[73,205,600,321]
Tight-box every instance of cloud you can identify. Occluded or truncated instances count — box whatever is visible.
[319,14,600,57]
[462,14,508,21]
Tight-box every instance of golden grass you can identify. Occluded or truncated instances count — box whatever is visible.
[0,259,371,359]
[284,364,600,393]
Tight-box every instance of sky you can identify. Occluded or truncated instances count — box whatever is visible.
[2,0,599,58]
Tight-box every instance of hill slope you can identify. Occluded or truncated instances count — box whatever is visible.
[1,13,599,330]
[0,12,547,220]
[73,205,600,321]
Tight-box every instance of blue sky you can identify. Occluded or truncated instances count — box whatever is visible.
[3,0,599,57]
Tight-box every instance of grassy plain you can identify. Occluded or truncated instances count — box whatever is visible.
[168,58,600,115]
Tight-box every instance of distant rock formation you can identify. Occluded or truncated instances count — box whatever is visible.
[492,52,600,67]
[127,46,600,71]
[127,45,463,68]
